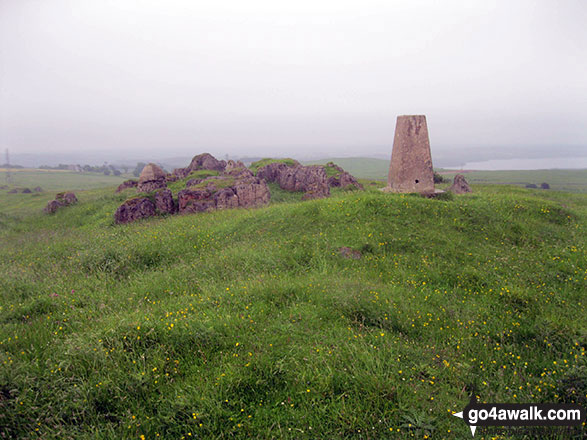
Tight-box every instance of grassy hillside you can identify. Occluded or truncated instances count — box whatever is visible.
[0,179,585,439]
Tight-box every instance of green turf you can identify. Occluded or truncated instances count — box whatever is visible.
[0,173,585,439]
[249,158,298,175]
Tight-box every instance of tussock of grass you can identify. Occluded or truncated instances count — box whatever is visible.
[0,181,585,439]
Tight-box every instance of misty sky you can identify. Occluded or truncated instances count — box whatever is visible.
[1,0,586,161]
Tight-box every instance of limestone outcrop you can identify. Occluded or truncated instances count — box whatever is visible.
[178,175,270,214]
[115,154,269,223]
[256,162,330,199]
[324,162,363,190]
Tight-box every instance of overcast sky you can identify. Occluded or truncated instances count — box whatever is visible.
[1,0,586,161]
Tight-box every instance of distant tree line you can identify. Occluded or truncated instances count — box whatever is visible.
[1,163,24,168]
[38,163,126,175]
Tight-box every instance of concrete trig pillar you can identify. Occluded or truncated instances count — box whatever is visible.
[385,115,435,193]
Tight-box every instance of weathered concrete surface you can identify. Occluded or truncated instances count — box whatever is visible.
[385,115,435,193]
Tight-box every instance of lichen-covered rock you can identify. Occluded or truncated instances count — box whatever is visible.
[115,179,138,193]
[187,153,226,172]
[278,166,330,198]
[233,178,271,207]
[44,200,65,214]
[138,163,167,192]
[52,192,77,205]
[114,197,156,224]
[224,160,254,179]
[178,176,270,214]
[44,192,77,214]
[324,162,363,190]
[165,173,178,183]
[256,162,291,182]
[177,187,217,213]
[172,153,226,179]
[214,187,239,210]
[173,167,190,179]
[256,162,330,199]
[449,174,472,194]
[56,192,78,205]
[154,189,177,214]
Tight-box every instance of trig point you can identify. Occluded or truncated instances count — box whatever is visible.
[385,115,435,193]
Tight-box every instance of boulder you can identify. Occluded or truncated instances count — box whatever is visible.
[256,162,330,199]
[154,188,177,214]
[114,197,156,224]
[165,173,179,183]
[116,179,138,193]
[177,187,217,213]
[187,153,226,172]
[44,200,65,214]
[214,187,239,210]
[21,188,32,193]
[324,162,363,190]
[44,192,77,214]
[138,163,167,192]
[56,192,78,205]
[33,186,43,192]
[173,167,190,179]
[256,162,291,182]
[224,160,254,179]
[449,174,472,194]
[233,178,271,207]
[278,166,330,198]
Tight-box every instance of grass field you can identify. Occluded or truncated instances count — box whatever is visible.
[0,169,128,191]
[439,170,587,194]
[0,170,586,439]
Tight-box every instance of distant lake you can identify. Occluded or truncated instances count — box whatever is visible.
[445,157,587,171]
